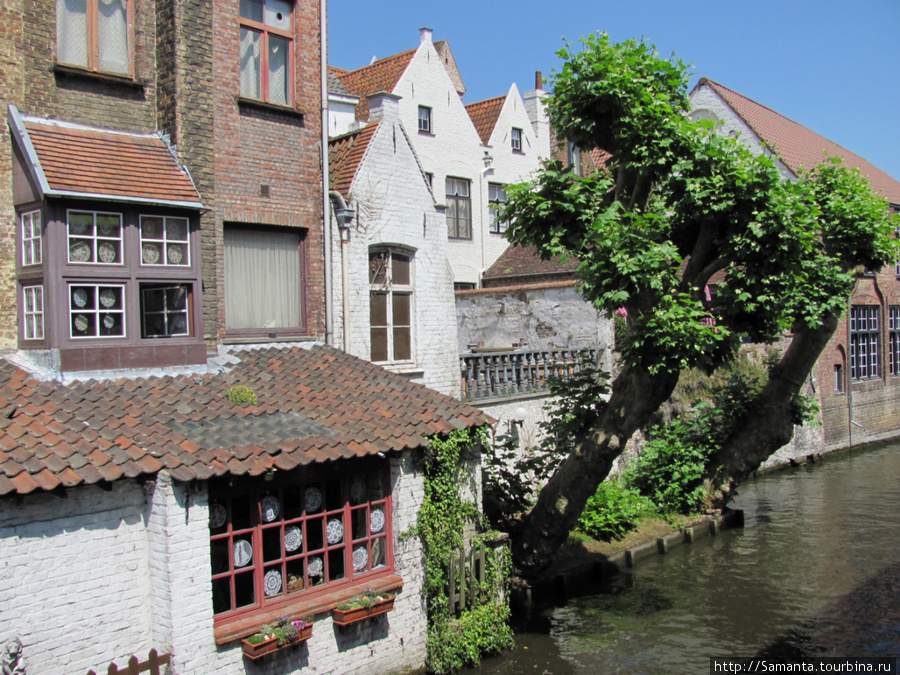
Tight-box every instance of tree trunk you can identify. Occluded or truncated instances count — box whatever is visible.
[708,315,840,506]
[511,364,679,577]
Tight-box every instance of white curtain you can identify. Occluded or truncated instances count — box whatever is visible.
[98,0,128,74]
[57,0,88,67]
[239,28,261,99]
[225,229,301,330]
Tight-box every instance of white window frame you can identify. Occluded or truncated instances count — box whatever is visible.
[445,177,472,239]
[69,283,126,339]
[850,305,880,381]
[511,127,522,152]
[67,210,123,265]
[23,286,44,341]
[369,248,413,364]
[140,215,191,267]
[22,210,42,266]
[418,106,432,133]
[488,183,508,234]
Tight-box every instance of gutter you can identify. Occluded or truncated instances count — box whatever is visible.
[321,0,333,346]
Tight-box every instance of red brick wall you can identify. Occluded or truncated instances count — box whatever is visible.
[815,269,900,450]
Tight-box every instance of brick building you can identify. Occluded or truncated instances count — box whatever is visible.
[0,3,489,673]
[690,78,900,452]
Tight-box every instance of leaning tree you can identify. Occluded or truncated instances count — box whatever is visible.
[503,33,898,577]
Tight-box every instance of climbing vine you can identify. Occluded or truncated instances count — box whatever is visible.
[417,427,514,673]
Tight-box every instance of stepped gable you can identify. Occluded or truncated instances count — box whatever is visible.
[0,345,490,496]
[699,78,900,204]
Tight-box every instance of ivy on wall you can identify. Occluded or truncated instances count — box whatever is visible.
[416,427,514,673]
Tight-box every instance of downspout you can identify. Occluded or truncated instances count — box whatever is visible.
[329,191,354,352]
[480,151,494,284]
[320,0,333,346]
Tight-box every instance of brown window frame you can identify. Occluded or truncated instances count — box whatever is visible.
[209,459,394,627]
[55,0,134,77]
[238,0,295,107]
[223,224,309,340]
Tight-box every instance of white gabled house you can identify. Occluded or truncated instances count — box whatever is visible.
[328,92,460,397]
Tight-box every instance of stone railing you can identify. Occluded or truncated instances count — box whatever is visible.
[460,348,597,402]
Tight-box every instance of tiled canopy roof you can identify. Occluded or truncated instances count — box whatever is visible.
[18,115,202,207]
[465,96,505,145]
[698,78,900,205]
[0,345,490,496]
[329,123,379,196]
[336,49,416,121]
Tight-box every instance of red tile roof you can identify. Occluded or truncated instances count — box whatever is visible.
[21,118,202,207]
[482,244,579,288]
[336,49,416,121]
[698,79,900,205]
[329,123,380,196]
[0,345,490,496]
[465,96,505,145]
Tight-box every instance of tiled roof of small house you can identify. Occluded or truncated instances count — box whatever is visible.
[0,344,490,496]
[18,115,202,207]
[336,49,416,121]
[465,96,505,145]
[329,123,380,196]
[482,244,579,288]
[698,78,900,205]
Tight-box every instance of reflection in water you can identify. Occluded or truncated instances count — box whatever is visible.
[466,441,900,674]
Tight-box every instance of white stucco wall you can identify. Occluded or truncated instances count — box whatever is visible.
[331,94,459,398]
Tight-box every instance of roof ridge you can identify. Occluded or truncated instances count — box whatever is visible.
[465,94,506,110]
[336,47,417,78]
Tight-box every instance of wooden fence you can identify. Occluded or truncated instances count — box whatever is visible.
[447,534,509,615]
[87,649,171,675]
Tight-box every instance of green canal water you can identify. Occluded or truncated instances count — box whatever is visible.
[465,440,900,674]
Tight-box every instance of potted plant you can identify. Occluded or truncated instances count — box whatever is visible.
[241,616,314,659]
[332,590,396,626]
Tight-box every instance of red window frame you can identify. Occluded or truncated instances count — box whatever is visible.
[209,459,393,624]
[238,0,294,106]
[56,0,134,77]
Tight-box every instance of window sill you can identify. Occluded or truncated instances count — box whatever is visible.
[236,96,306,120]
[53,62,144,88]
[381,363,424,377]
[214,574,403,645]
[418,130,435,137]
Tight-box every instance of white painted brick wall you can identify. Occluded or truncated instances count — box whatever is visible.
[0,481,154,675]
[330,96,459,398]
[1,454,434,675]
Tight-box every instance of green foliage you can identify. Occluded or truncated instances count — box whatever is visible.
[576,478,654,541]
[226,385,257,406]
[417,428,514,673]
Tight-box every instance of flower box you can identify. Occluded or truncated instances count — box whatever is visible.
[241,623,314,660]
[332,596,395,626]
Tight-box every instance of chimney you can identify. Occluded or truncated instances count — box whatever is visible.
[535,70,543,90]
[367,91,401,123]
[419,27,433,44]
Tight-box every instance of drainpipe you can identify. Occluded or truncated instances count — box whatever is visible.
[329,192,355,352]
[320,0,333,345]
[480,151,494,283]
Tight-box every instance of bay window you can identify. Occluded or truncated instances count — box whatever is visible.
[239,0,293,106]
[56,0,131,76]
[209,461,392,621]
[22,286,44,341]
[69,283,125,338]
[22,211,41,266]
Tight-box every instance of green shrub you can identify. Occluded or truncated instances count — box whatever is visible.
[226,385,257,405]
[576,478,655,540]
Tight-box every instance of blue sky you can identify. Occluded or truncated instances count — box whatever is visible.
[328,0,900,183]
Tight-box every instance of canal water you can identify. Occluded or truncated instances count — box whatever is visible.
[467,440,900,674]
